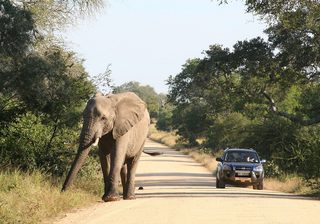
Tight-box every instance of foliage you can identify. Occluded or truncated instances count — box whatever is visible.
[0,0,35,57]
[0,113,100,177]
[0,3,105,223]
[0,0,36,126]
[205,112,251,151]
[113,81,161,118]
[0,0,96,177]
[156,102,174,131]
[167,0,320,184]
[263,160,283,178]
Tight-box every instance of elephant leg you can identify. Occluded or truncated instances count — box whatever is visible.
[103,140,127,202]
[98,148,111,199]
[120,164,128,198]
[124,152,142,200]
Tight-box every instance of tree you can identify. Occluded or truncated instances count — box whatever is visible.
[17,0,104,32]
[220,0,320,125]
[113,81,161,119]
[0,0,36,126]
[167,0,320,183]
[0,0,97,175]
[156,95,174,131]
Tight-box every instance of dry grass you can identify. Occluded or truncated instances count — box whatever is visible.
[148,124,180,148]
[182,149,218,174]
[264,176,312,194]
[0,170,103,224]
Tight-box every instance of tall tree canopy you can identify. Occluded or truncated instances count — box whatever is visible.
[0,0,98,175]
[167,0,320,182]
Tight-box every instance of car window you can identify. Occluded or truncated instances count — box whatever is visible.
[225,151,259,163]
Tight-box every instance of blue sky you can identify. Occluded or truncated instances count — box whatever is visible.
[64,0,267,93]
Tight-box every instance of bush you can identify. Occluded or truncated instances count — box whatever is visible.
[245,117,320,185]
[0,112,99,177]
[264,160,283,178]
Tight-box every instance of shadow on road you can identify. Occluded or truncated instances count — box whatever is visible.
[136,190,317,201]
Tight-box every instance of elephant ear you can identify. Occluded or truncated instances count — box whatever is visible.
[113,93,146,139]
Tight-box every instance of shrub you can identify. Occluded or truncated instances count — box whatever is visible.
[0,112,99,177]
[263,160,283,178]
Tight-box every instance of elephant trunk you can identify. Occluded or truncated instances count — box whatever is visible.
[61,146,90,191]
[61,121,94,192]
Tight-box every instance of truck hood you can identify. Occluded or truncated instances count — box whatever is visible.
[224,162,261,170]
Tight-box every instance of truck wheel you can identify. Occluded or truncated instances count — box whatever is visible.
[216,178,225,188]
[216,178,220,188]
[257,181,264,190]
[220,180,226,188]
[216,178,226,188]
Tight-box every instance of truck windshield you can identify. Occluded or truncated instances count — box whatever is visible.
[225,151,259,163]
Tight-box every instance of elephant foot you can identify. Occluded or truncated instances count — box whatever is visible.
[102,194,120,202]
[124,195,136,200]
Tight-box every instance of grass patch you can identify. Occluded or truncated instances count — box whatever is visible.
[0,169,103,224]
[264,176,312,194]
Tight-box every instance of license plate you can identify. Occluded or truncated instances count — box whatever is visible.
[235,177,251,182]
[236,171,250,176]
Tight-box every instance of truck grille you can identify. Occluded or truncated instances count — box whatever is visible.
[235,167,251,171]
[235,170,251,177]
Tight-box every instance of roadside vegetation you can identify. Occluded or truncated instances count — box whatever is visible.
[157,0,320,193]
[0,0,103,222]
[0,170,103,224]
[149,125,318,196]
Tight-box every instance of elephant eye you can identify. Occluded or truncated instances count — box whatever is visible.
[101,116,107,121]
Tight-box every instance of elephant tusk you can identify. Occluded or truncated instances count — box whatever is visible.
[92,137,100,147]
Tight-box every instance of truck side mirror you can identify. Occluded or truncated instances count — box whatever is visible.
[216,157,223,162]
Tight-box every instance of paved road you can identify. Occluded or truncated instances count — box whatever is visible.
[54,139,320,224]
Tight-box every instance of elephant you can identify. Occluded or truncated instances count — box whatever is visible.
[61,92,150,202]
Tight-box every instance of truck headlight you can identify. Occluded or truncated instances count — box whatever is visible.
[223,164,232,171]
[253,165,263,172]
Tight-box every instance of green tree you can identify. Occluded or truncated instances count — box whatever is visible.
[113,81,161,119]
[0,0,36,126]
[0,0,97,175]
[221,0,320,125]
[167,0,320,184]
[156,99,174,131]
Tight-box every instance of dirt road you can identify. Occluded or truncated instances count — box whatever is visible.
[54,139,320,224]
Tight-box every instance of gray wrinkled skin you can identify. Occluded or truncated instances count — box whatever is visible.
[62,92,150,202]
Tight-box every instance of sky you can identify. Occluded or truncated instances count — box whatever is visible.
[64,0,267,94]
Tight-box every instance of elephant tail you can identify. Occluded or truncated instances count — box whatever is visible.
[143,150,163,156]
